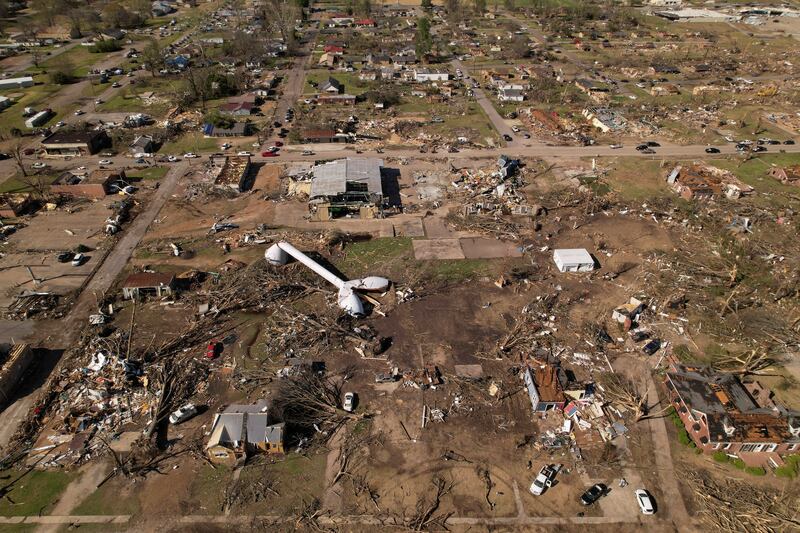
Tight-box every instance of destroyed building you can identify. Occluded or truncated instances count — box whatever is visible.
[523,364,567,412]
[0,344,33,407]
[205,400,285,465]
[0,193,36,218]
[666,164,753,201]
[121,272,175,300]
[307,158,384,221]
[666,364,800,466]
[212,155,251,192]
[767,165,800,186]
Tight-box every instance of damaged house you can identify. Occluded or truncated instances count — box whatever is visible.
[307,158,384,221]
[523,363,567,412]
[767,165,800,186]
[205,400,285,465]
[212,155,251,192]
[666,164,753,200]
[666,364,800,467]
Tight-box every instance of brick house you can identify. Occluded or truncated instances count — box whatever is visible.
[51,170,122,199]
[666,364,800,467]
[41,131,110,158]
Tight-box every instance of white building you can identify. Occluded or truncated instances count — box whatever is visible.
[553,249,595,273]
[499,88,524,102]
[0,96,11,111]
[648,0,681,6]
[414,69,450,82]
[0,76,34,90]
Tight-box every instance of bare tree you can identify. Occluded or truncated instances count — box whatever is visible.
[8,141,28,178]
[261,0,299,50]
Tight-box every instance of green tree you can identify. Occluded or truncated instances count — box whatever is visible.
[474,0,486,15]
[421,0,432,7]
[415,17,432,58]
[504,0,514,11]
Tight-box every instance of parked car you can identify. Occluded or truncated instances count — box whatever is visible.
[266,146,279,153]
[74,109,84,116]
[343,392,356,412]
[529,465,558,496]
[206,340,220,359]
[642,339,661,355]
[57,251,74,263]
[783,139,795,145]
[635,489,655,515]
[640,148,656,154]
[302,150,314,156]
[609,144,623,149]
[580,483,607,506]
[261,151,279,157]
[71,253,86,267]
[503,134,513,142]
[167,155,178,162]
[646,141,660,147]
[111,82,121,88]
[31,162,47,169]
[183,152,199,158]
[705,147,720,153]
[237,151,252,156]
[274,141,284,147]
[752,145,767,153]
[169,403,198,424]
[0,153,9,161]
[98,159,112,165]
[511,126,520,133]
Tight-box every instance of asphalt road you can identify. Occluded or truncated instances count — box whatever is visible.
[452,58,521,148]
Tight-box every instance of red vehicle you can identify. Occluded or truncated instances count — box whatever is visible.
[274,141,284,147]
[261,151,279,157]
[206,340,220,359]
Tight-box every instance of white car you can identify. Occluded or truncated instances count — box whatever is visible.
[610,144,623,149]
[74,109,84,116]
[31,162,47,169]
[221,143,231,150]
[302,150,314,156]
[267,146,279,153]
[169,403,198,424]
[343,392,355,412]
[99,159,112,165]
[529,465,557,496]
[635,489,655,515]
[183,152,199,158]
[167,155,178,162]
[71,253,85,266]
[55,121,65,127]
[511,126,520,133]
[95,99,103,105]
[237,151,252,156]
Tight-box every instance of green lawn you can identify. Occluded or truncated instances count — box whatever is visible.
[0,77,66,135]
[304,71,376,96]
[0,173,61,194]
[36,46,106,78]
[0,469,75,516]
[603,157,671,201]
[161,133,220,155]
[127,166,169,181]
[71,478,140,516]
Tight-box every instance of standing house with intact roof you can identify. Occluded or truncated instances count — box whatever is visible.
[121,273,175,300]
[205,400,285,465]
[553,249,595,273]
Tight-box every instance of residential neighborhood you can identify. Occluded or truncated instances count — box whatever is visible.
[0,0,798,531]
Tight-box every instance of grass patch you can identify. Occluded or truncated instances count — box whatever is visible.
[0,173,60,194]
[37,46,104,78]
[0,469,75,516]
[127,166,169,181]
[188,464,231,513]
[304,70,376,96]
[337,237,413,276]
[71,478,140,516]
[161,133,220,155]
[425,258,490,282]
[602,157,669,201]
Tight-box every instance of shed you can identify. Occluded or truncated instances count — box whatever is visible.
[553,249,595,273]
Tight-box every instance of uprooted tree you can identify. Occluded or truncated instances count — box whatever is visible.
[598,373,671,422]
[272,368,361,439]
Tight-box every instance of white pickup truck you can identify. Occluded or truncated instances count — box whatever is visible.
[529,464,560,496]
